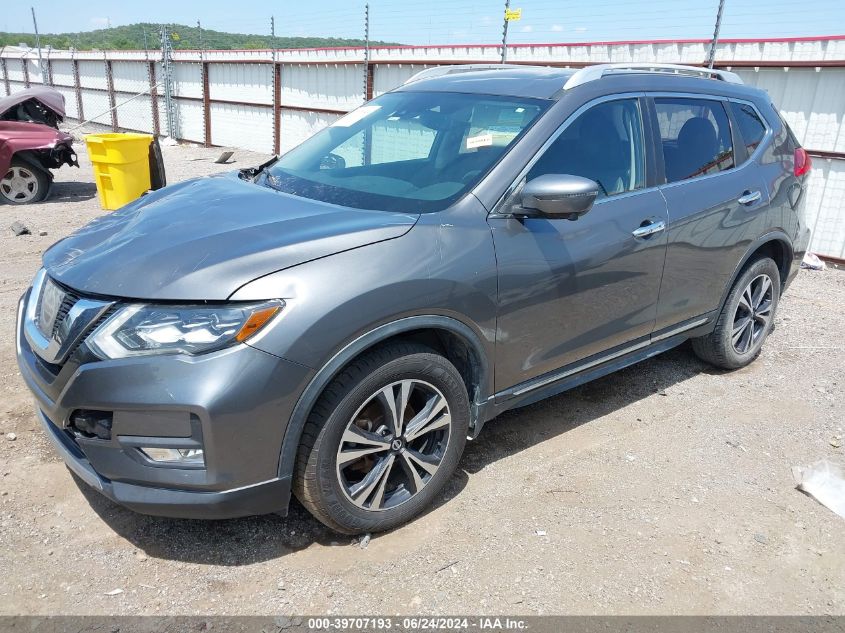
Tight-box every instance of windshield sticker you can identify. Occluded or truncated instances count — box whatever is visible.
[331,105,381,127]
[466,133,493,150]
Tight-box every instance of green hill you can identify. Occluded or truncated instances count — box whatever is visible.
[0,22,400,51]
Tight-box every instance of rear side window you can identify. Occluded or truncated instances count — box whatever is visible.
[655,98,734,184]
[730,102,767,156]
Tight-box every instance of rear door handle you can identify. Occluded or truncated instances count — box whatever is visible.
[738,190,762,205]
[632,219,666,239]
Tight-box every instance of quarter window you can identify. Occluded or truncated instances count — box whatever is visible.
[655,98,734,183]
[730,102,767,157]
[526,99,646,198]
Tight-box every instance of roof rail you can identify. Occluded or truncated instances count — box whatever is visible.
[562,63,744,90]
[404,63,526,84]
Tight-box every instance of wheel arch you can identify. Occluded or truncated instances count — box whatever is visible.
[8,150,53,176]
[718,232,793,311]
[276,315,491,484]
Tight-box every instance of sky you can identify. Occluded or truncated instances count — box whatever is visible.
[2,0,844,45]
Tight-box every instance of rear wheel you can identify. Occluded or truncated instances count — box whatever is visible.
[0,159,51,204]
[294,343,469,534]
[691,256,780,369]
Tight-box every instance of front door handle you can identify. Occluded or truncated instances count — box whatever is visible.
[738,190,762,205]
[632,219,666,239]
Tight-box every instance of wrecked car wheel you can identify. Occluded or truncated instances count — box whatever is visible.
[1,159,51,204]
[294,343,469,534]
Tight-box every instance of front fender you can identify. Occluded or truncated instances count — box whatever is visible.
[230,203,499,486]
[272,314,492,484]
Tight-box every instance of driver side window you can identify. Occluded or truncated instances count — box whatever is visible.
[526,99,646,198]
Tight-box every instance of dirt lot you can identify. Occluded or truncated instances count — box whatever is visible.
[0,142,843,616]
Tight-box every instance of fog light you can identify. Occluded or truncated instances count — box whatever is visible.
[140,447,204,465]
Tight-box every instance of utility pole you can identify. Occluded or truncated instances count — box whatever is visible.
[500,0,511,63]
[197,20,204,55]
[160,24,177,139]
[30,7,45,81]
[270,15,275,46]
[362,3,370,103]
[142,26,148,51]
[706,0,726,68]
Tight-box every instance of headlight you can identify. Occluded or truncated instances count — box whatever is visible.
[87,300,283,359]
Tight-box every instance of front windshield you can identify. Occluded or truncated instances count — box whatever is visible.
[267,91,548,213]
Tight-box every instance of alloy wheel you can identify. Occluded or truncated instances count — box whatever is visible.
[336,379,452,512]
[1,166,40,203]
[732,273,773,354]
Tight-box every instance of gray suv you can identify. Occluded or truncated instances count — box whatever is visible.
[17,63,811,534]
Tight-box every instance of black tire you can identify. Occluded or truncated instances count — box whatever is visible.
[293,342,470,534]
[0,158,51,205]
[148,138,166,190]
[691,256,781,369]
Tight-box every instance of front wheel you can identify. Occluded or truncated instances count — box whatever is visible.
[1,159,51,205]
[692,256,781,369]
[294,343,470,534]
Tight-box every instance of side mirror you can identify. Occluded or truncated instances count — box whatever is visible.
[519,174,599,220]
[319,152,346,170]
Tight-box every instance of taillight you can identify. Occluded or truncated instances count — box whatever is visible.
[794,148,812,177]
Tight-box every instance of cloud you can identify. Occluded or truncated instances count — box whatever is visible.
[90,17,109,28]
[551,24,563,32]
[520,25,533,33]
[574,26,588,33]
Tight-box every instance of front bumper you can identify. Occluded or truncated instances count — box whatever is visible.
[16,290,313,519]
[38,409,292,519]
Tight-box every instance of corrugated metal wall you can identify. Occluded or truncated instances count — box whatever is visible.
[1,38,843,257]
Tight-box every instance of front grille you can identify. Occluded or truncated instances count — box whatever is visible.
[67,304,118,359]
[29,275,116,370]
[51,289,81,338]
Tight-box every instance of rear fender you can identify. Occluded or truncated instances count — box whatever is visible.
[718,231,794,310]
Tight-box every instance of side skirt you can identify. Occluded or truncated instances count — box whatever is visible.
[470,314,714,438]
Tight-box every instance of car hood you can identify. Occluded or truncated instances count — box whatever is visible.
[0,87,66,119]
[43,173,419,300]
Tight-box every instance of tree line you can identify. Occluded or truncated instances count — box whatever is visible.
[0,23,399,51]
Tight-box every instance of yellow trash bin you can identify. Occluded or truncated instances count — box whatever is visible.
[85,133,154,210]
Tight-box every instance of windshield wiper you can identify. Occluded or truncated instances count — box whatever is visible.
[238,155,279,181]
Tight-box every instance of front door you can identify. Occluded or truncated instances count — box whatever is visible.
[490,97,669,392]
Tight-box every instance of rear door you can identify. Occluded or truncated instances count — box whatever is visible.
[649,95,772,332]
[490,96,669,391]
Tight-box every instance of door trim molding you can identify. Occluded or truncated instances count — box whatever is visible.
[498,315,709,399]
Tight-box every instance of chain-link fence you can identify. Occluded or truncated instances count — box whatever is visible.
[1,2,844,257]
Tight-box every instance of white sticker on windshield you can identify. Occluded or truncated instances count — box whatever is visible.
[466,133,493,149]
[331,105,381,127]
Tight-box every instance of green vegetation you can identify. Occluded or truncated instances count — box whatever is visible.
[0,23,399,51]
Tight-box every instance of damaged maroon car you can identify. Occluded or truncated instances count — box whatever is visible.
[0,88,78,204]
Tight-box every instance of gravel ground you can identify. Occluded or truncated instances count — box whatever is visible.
[0,141,843,616]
